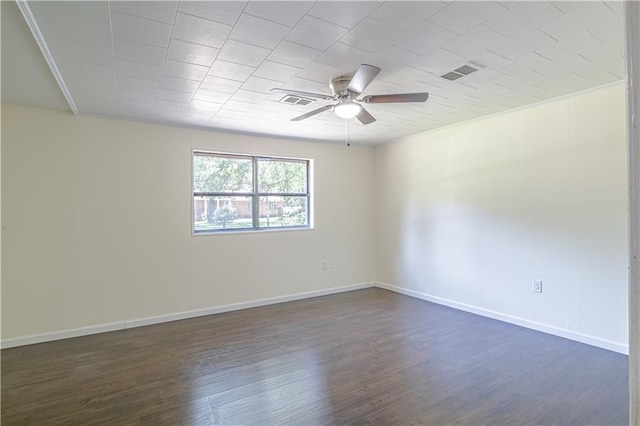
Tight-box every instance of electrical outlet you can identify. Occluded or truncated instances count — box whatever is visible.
[322,261,328,270]
[532,279,543,293]
[330,259,336,269]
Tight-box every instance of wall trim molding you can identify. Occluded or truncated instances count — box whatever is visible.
[15,1,79,115]
[0,282,375,349]
[2,281,628,354]
[375,282,629,355]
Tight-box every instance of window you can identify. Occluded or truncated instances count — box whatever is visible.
[193,151,311,233]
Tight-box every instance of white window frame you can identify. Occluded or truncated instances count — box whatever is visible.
[192,150,313,234]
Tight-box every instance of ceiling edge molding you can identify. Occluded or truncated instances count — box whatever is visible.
[15,0,79,115]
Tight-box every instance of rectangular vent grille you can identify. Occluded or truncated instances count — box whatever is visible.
[279,95,316,106]
[442,71,464,81]
[441,64,479,81]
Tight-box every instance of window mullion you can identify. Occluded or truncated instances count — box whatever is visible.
[252,157,259,229]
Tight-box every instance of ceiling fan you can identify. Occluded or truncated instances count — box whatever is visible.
[270,64,429,125]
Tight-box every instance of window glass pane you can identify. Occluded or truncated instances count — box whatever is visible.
[258,196,308,228]
[194,155,252,193]
[258,159,307,193]
[194,196,253,231]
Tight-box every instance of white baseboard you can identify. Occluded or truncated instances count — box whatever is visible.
[1,282,375,349]
[375,282,629,355]
[3,281,628,355]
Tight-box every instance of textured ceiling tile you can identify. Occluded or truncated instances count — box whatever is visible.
[74,91,116,114]
[116,99,152,117]
[296,61,345,84]
[172,13,232,48]
[429,1,508,34]
[468,51,512,70]
[410,48,467,75]
[244,1,314,27]
[177,1,246,26]
[49,38,113,66]
[58,59,114,81]
[282,77,332,94]
[116,59,162,81]
[229,14,291,49]
[393,20,457,55]
[209,60,256,81]
[162,60,209,81]
[370,1,448,30]
[285,16,349,51]
[268,41,322,69]
[18,0,627,145]
[116,88,156,103]
[536,1,616,40]
[217,40,271,67]
[111,11,172,47]
[308,2,383,29]
[222,100,256,113]
[549,1,589,14]
[231,89,273,104]
[181,108,216,122]
[502,27,558,59]
[316,43,374,71]
[242,76,283,93]
[114,39,166,67]
[155,88,194,103]
[153,99,187,112]
[66,76,114,97]
[33,11,112,47]
[484,1,562,37]
[602,1,623,17]
[189,99,223,112]
[193,88,233,103]
[254,61,301,82]
[39,1,110,23]
[339,18,404,53]
[116,75,159,94]
[200,76,243,93]
[110,1,178,25]
[167,39,219,67]
[159,75,201,93]
[193,89,231,105]
[370,45,418,72]
[442,25,509,59]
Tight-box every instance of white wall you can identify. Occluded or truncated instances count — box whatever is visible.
[1,105,376,341]
[375,83,628,351]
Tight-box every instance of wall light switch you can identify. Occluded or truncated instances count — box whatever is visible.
[532,279,543,293]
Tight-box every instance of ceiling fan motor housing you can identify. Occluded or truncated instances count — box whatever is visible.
[330,76,353,97]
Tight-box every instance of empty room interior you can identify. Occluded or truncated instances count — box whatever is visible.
[2,1,639,425]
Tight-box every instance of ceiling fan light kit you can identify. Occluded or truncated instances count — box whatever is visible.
[333,100,362,119]
[270,64,430,125]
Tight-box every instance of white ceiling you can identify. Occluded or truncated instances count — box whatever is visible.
[2,1,625,145]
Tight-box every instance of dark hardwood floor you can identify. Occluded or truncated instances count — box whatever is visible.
[1,288,628,425]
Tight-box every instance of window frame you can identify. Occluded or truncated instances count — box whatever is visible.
[192,150,312,235]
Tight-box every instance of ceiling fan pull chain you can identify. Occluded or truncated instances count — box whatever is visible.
[346,119,351,148]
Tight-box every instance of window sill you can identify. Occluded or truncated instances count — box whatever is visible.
[192,226,314,237]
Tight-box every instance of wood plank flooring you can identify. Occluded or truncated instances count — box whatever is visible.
[1,288,628,425]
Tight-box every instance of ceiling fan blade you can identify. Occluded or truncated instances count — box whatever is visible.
[291,105,333,121]
[362,92,429,103]
[270,88,334,100]
[347,64,381,94]
[356,107,376,125]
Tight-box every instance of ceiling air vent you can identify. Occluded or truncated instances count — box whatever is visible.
[279,95,315,106]
[441,64,479,81]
